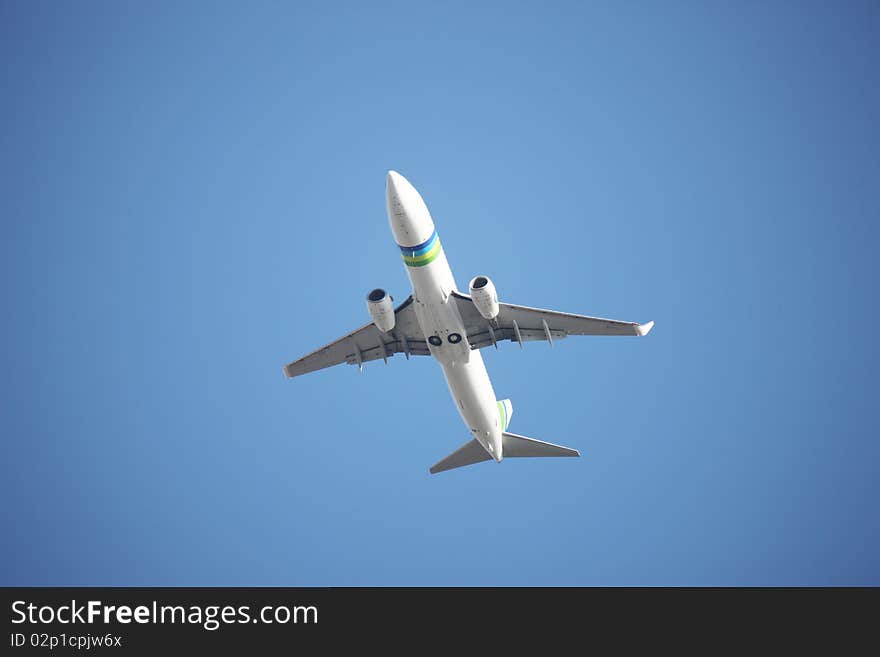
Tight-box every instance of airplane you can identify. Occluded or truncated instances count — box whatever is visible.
[283,171,654,474]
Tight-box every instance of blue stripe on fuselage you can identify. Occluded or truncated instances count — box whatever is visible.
[397,230,437,256]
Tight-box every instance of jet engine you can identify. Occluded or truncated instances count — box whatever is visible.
[366,288,395,332]
[468,275,499,321]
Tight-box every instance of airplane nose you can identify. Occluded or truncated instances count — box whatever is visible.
[386,170,421,218]
[385,169,435,248]
[386,171,405,218]
[386,170,409,209]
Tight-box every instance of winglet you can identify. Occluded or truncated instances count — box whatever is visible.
[636,320,655,336]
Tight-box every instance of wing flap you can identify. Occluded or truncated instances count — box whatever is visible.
[465,328,567,349]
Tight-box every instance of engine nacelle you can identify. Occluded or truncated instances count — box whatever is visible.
[366,288,395,333]
[468,275,499,321]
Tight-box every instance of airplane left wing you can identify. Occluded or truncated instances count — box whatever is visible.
[450,291,654,350]
[282,296,429,378]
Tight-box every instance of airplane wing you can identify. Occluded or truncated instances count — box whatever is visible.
[282,296,430,378]
[450,291,654,350]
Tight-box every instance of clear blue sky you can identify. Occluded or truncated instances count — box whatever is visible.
[2,1,878,585]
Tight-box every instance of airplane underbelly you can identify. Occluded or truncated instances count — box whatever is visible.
[440,351,500,449]
[407,256,469,364]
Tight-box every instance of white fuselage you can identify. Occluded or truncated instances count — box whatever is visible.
[386,171,503,460]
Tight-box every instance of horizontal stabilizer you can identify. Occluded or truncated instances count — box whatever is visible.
[502,432,580,458]
[429,432,579,474]
[429,439,492,474]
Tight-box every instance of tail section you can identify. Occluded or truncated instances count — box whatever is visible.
[429,431,579,474]
[497,399,513,431]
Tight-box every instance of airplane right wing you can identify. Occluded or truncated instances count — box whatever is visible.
[450,291,654,350]
[282,296,430,378]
